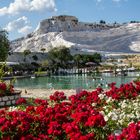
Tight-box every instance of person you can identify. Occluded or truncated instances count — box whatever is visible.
[93,78,96,81]
[76,87,82,94]
[97,83,103,87]
[100,78,103,81]
[48,83,53,89]
[105,82,108,88]
[25,89,27,94]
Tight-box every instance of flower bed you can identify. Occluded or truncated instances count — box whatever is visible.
[0,82,21,107]
[0,81,140,139]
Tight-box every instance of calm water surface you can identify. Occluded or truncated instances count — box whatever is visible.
[14,72,140,89]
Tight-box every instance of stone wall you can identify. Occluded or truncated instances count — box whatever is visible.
[0,94,21,107]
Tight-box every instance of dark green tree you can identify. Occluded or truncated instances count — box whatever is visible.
[92,53,102,63]
[0,30,9,61]
[32,55,38,61]
[23,49,31,62]
[73,54,82,68]
[40,48,46,53]
[100,20,106,24]
[73,53,102,68]
[48,46,72,73]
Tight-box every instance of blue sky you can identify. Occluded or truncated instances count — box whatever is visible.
[0,0,139,40]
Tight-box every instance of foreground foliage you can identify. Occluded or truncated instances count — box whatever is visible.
[0,30,9,61]
[0,81,140,139]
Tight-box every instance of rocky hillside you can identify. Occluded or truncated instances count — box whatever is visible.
[10,15,140,54]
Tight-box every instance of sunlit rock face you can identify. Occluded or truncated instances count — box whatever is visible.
[10,15,140,54]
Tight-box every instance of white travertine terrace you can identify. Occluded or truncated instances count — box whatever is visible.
[10,15,140,53]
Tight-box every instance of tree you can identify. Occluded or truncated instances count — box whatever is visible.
[48,46,72,73]
[23,49,31,56]
[0,30,9,61]
[100,20,106,24]
[73,53,102,68]
[41,48,46,53]
[32,55,38,61]
[92,53,102,63]
[130,21,139,23]
[23,49,31,62]
[73,54,82,68]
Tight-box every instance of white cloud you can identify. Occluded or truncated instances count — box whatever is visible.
[0,7,8,16]
[112,0,121,2]
[30,0,56,11]
[96,0,127,2]
[5,16,29,32]
[95,0,102,2]
[0,0,57,16]
[5,16,32,35]
[18,25,32,34]
[112,0,128,3]
[96,0,102,2]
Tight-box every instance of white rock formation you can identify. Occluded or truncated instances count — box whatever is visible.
[10,15,140,54]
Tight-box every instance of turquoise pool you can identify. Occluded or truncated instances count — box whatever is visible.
[14,72,139,89]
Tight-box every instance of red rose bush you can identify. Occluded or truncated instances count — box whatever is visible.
[0,81,140,139]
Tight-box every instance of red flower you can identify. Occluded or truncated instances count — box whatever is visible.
[16,98,27,105]
[50,91,66,102]
[85,113,106,127]
[0,83,6,91]
[34,99,48,106]
[0,118,6,125]
[62,122,81,140]
[39,134,50,140]
[1,136,11,140]
[9,85,14,93]
[0,81,139,139]
[26,106,35,114]
[48,121,62,136]
[20,135,34,140]
[108,121,140,140]
[71,112,88,123]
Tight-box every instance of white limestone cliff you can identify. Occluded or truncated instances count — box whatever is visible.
[10,15,140,54]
